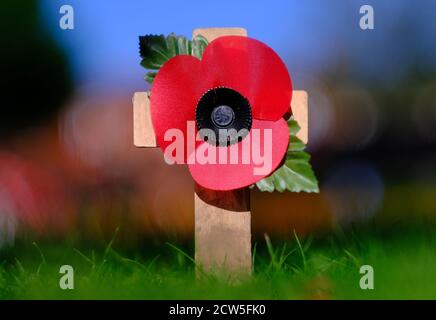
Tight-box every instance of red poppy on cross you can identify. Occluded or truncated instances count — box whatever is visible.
[133,28,308,277]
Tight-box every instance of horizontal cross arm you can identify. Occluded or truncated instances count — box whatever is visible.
[133,90,308,147]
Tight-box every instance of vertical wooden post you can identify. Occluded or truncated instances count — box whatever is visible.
[192,28,252,277]
[194,185,252,276]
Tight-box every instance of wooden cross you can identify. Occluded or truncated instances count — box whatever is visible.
[133,27,308,277]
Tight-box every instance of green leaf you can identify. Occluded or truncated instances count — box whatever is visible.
[255,118,319,193]
[144,72,157,84]
[139,35,170,69]
[139,33,209,84]
[288,135,305,152]
[192,34,209,59]
[287,117,301,136]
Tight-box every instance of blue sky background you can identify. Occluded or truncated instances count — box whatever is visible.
[39,0,436,95]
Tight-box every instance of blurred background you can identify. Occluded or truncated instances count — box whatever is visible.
[1,0,435,248]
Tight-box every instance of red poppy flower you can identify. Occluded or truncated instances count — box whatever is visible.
[150,36,292,190]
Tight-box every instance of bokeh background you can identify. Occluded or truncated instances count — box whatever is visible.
[1,0,436,248]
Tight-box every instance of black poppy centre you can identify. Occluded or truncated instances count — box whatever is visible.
[195,87,252,146]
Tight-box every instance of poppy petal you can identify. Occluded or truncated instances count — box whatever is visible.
[201,36,292,121]
[150,55,211,162]
[188,118,289,190]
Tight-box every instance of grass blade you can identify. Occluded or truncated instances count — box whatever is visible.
[293,230,306,271]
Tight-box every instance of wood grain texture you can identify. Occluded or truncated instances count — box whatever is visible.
[194,184,251,276]
[133,92,156,147]
[292,90,308,144]
[193,27,247,42]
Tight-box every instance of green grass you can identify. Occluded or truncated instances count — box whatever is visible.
[1,224,436,300]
